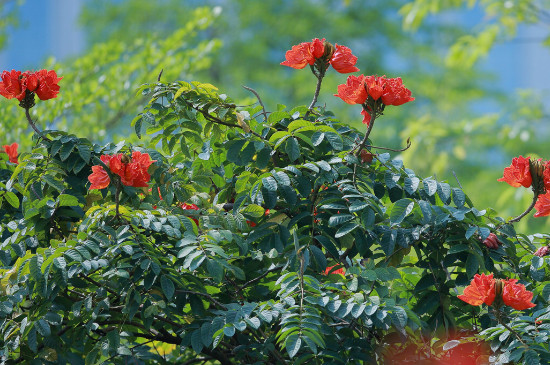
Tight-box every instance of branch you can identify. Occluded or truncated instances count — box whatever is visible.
[353,110,378,157]
[242,85,268,123]
[177,290,227,310]
[364,137,411,152]
[25,107,50,141]
[305,69,325,118]
[239,265,283,290]
[508,192,538,223]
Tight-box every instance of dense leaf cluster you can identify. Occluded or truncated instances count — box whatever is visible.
[0,78,549,364]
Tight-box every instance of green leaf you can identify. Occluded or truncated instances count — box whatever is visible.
[286,137,301,162]
[423,179,437,196]
[4,191,19,208]
[77,144,92,163]
[42,174,65,191]
[452,188,466,207]
[328,214,354,227]
[262,176,278,191]
[160,275,175,300]
[311,131,324,146]
[335,223,360,238]
[465,253,479,278]
[58,194,79,207]
[59,142,75,161]
[325,132,343,150]
[285,334,302,358]
[207,259,224,283]
[241,204,265,218]
[523,350,540,365]
[542,283,550,302]
[191,329,204,354]
[36,318,51,337]
[389,199,415,225]
[448,244,469,254]
[404,177,420,195]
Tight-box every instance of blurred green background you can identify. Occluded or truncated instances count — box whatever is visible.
[1,0,549,234]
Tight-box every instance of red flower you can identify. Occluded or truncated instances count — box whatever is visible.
[330,44,359,73]
[281,38,325,69]
[482,233,500,249]
[334,75,368,105]
[0,69,62,102]
[0,70,26,101]
[34,70,62,100]
[543,161,550,190]
[497,156,532,188]
[534,246,549,257]
[335,75,414,124]
[88,152,156,190]
[323,265,345,276]
[502,279,536,310]
[534,191,550,217]
[2,142,18,164]
[458,273,496,306]
[281,38,358,73]
[380,77,415,106]
[181,203,199,225]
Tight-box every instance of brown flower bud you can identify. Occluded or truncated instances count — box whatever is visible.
[323,41,335,60]
[529,158,546,195]
[482,233,500,249]
[121,154,132,164]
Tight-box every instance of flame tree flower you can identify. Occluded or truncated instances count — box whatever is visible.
[2,143,18,164]
[89,151,156,190]
[502,279,536,310]
[457,273,496,306]
[280,38,359,74]
[497,156,532,188]
[0,69,62,103]
[335,74,414,125]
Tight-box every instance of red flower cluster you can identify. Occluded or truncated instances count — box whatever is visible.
[482,233,501,249]
[280,38,359,73]
[498,156,550,217]
[88,151,156,190]
[323,265,346,276]
[2,143,18,164]
[0,69,62,101]
[335,75,414,125]
[458,274,536,311]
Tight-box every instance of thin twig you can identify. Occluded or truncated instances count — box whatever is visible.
[177,290,227,310]
[239,265,283,290]
[364,138,411,152]
[452,171,464,190]
[242,85,268,123]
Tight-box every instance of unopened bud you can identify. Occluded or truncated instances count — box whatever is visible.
[323,41,335,60]
[121,154,132,164]
[534,246,549,257]
[529,159,546,195]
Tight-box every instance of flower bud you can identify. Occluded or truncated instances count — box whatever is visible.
[322,41,335,60]
[482,233,500,249]
[529,158,546,195]
[534,246,549,257]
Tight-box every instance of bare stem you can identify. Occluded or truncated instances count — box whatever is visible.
[25,107,50,141]
[364,138,411,152]
[353,112,377,157]
[242,85,268,123]
[509,192,538,223]
[305,70,325,118]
